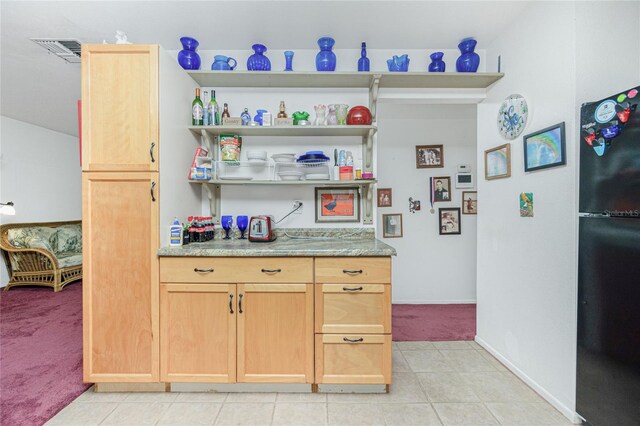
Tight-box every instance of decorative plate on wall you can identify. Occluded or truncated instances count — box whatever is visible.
[497,94,528,140]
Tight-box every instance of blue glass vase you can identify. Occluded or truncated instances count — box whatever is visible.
[357,42,370,72]
[247,44,271,71]
[428,52,445,72]
[284,51,294,71]
[456,38,480,72]
[178,37,201,70]
[316,37,336,71]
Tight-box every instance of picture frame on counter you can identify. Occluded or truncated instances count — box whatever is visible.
[382,213,403,238]
[377,188,392,207]
[315,187,360,223]
[523,122,566,172]
[462,191,477,214]
[484,143,511,180]
[416,145,444,168]
[439,208,461,235]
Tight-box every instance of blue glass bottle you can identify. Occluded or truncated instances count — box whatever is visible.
[358,42,370,72]
[316,37,336,71]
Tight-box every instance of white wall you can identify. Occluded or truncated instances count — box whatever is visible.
[0,116,82,285]
[476,1,640,423]
[377,104,477,303]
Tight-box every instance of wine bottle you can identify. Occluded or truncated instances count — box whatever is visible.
[210,90,220,126]
[192,88,204,126]
[277,100,287,118]
[202,91,210,125]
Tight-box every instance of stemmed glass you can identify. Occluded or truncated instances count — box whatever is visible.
[221,215,233,240]
[237,216,249,239]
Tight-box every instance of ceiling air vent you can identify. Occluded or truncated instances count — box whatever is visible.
[30,38,82,63]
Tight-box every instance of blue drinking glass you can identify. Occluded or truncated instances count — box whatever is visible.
[237,215,249,239]
[221,215,233,240]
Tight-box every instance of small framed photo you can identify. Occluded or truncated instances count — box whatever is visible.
[433,176,451,202]
[485,143,511,180]
[462,191,477,214]
[523,122,566,172]
[315,187,360,223]
[439,208,461,235]
[416,145,444,168]
[382,213,403,238]
[377,188,392,207]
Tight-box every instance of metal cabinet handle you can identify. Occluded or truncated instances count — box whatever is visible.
[239,293,243,314]
[150,142,156,163]
[343,269,363,274]
[229,294,234,314]
[194,268,214,273]
[343,286,363,292]
[150,181,156,202]
[261,268,282,273]
[343,337,364,343]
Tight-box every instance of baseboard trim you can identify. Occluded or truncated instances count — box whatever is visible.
[474,336,581,424]
[392,300,477,304]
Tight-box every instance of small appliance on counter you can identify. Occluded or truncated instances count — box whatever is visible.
[248,215,277,242]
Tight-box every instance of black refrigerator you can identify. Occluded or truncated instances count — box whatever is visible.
[577,85,640,425]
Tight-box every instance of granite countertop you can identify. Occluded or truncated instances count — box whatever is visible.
[157,228,397,257]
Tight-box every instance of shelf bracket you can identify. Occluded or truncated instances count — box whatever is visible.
[363,128,375,172]
[362,184,374,225]
[369,74,381,123]
[202,183,221,225]
[200,129,213,155]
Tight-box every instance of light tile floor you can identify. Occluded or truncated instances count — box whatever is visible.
[46,341,573,425]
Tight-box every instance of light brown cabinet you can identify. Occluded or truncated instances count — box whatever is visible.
[81,44,159,172]
[160,283,236,383]
[82,172,159,382]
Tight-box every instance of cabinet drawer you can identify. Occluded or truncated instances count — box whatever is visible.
[315,334,392,384]
[160,257,313,283]
[315,284,391,334]
[315,257,391,284]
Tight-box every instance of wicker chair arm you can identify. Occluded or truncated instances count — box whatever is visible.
[0,244,60,270]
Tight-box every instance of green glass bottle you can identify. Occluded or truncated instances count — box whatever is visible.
[210,90,220,126]
[192,88,204,126]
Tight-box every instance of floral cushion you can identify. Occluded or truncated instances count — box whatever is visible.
[57,253,83,268]
[55,224,82,255]
[8,227,57,252]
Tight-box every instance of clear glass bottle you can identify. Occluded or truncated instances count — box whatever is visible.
[209,90,220,126]
[202,91,210,125]
[192,88,204,125]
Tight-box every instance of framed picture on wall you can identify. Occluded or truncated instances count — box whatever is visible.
[523,122,566,172]
[462,191,477,214]
[484,143,511,180]
[439,208,461,235]
[377,188,392,207]
[433,176,451,202]
[416,145,444,168]
[315,187,360,223]
[382,213,403,238]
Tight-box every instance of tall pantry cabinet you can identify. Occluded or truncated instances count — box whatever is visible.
[82,45,160,382]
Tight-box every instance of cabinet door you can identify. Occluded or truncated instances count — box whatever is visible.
[161,284,236,383]
[83,172,159,382]
[316,284,391,334]
[81,44,159,172]
[237,284,314,383]
[315,334,392,384]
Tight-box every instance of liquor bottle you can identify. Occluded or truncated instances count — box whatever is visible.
[192,88,204,125]
[277,100,287,118]
[202,91,210,125]
[210,90,220,125]
[222,103,230,120]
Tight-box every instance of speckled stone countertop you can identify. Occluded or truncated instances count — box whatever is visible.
[157,228,397,257]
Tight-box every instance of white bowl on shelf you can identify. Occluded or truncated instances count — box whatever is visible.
[278,171,304,181]
[271,153,296,163]
[247,150,268,160]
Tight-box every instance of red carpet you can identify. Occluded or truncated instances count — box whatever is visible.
[392,304,476,341]
[0,281,88,426]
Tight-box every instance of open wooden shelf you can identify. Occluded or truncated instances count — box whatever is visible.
[188,125,376,137]
[189,179,376,186]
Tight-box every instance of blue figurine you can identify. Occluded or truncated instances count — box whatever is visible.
[358,42,370,72]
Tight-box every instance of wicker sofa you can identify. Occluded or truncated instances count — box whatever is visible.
[0,220,82,292]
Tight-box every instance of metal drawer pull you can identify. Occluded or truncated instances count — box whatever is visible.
[261,268,282,273]
[343,337,364,343]
[239,293,243,314]
[229,294,234,314]
[343,269,363,274]
[150,181,156,202]
[150,142,156,163]
[343,286,363,292]
[193,268,214,273]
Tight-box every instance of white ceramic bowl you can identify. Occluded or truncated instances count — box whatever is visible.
[271,153,297,163]
[247,150,268,160]
[278,171,304,181]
